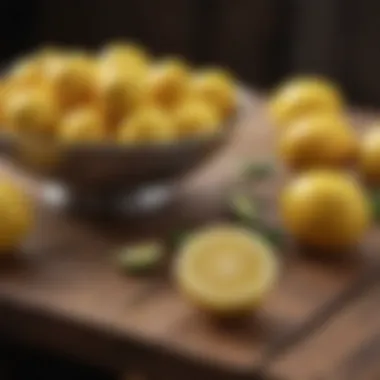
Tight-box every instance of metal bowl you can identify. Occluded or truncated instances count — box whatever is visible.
[0,94,246,216]
[0,115,236,190]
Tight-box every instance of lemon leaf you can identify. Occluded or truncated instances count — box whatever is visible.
[241,161,275,181]
[116,242,164,275]
[169,230,191,249]
[228,192,259,223]
[370,191,380,221]
[254,223,285,248]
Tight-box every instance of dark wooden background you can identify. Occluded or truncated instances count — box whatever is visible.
[3,0,380,106]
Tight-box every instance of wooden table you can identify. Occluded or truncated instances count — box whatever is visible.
[1,92,380,380]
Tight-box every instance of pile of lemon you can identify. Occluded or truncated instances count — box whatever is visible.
[0,42,237,144]
[269,76,377,250]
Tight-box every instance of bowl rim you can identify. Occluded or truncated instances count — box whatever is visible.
[0,106,242,156]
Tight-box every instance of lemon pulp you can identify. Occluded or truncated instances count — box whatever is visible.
[174,225,279,313]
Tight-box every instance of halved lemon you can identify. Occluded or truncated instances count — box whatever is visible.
[174,225,279,314]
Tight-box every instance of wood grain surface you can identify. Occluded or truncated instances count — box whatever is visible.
[268,281,380,380]
[0,92,379,379]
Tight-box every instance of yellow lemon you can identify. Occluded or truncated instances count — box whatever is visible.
[4,88,59,135]
[174,99,221,138]
[174,225,279,314]
[190,68,237,119]
[269,77,344,129]
[99,41,149,70]
[7,47,65,89]
[281,170,370,248]
[96,66,143,126]
[6,57,43,88]
[144,58,190,108]
[0,82,8,127]
[0,179,34,251]
[118,107,176,144]
[58,107,106,143]
[278,114,357,171]
[358,126,380,184]
[35,46,66,73]
[45,52,96,109]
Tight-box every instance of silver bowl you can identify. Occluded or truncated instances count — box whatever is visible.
[0,94,247,216]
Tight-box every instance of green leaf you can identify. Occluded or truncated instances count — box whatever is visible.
[255,223,286,248]
[169,230,191,249]
[229,192,259,224]
[241,161,275,181]
[370,191,380,221]
[116,242,164,275]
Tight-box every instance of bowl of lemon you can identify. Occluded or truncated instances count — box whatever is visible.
[0,42,240,215]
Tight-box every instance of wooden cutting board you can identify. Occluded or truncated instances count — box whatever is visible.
[0,91,379,380]
[268,281,380,380]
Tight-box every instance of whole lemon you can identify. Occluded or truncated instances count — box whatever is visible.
[144,58,190,108]
[358,126,380,184]
[269,77,344,129]
[58,107,106,143]
[7,48,64,90]
[96,66,143,126]
[278,114,357,171]
[190,68,237,119]
[0,179,34,251]
[6,57,43,88]
[4,88,59,135]
[99,42,149,71]
[35,46,66,74]
[45,53,96,109]
[281,170,370,248]
[174,99,221,138]
[118,107,176,144]
[0,82,8,126]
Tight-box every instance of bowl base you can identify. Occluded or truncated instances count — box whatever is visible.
[41,182,175,219]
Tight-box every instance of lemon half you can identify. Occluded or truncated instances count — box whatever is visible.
[174,225,279,314]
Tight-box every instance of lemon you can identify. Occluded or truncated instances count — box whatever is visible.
[98,45,149,92]
[0,179,34,251]
[190,68,237,119]
[269,77,344,129]
[358,126,380,183]
[58,107,106,143]
[99,41,149,70]
[174,225,279,314]
[118,107,176,144]
[174,99,221,138]
[7,48,65,90]
[281,170,370,248]
[4,88,59,135]
[0,82,8,127]
[144,58,190,108]
[45,53,96,109]
[278,114,357,171]
[96,66,143,126]
[6,57,43,88]
[35,46,66,73]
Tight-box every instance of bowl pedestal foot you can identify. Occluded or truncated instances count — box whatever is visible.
[41,182,176,219]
